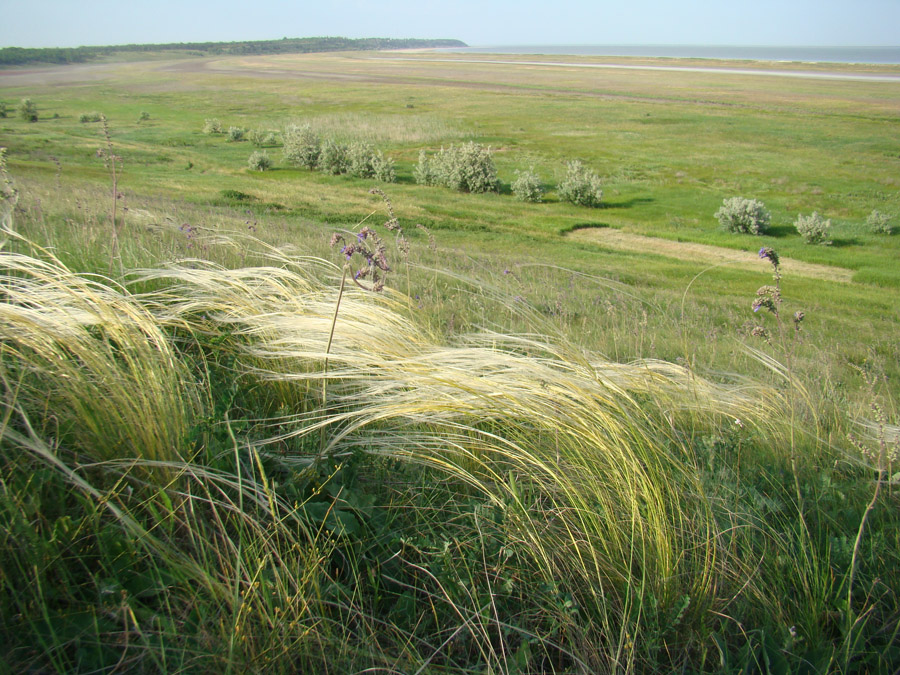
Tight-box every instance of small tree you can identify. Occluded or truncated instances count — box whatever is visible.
[414,149,437,186]
[794,211,832,245]
[715,197,770,235]
[282,123,321,169]
[248,151,272,171]
[18,98,38,123]
[512,169,543,203]
[558,160,603,207]
[867,209,894,235]
[317,138,349,175]
[438,142,500,193]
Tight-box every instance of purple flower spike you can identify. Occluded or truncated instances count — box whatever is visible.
[759,247,767,258]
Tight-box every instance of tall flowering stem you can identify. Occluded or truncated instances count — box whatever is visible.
[321,216,389,454]
[97,114,123,276]
[753,246,807,518]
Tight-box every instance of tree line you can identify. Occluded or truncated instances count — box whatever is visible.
[0,37,466,67]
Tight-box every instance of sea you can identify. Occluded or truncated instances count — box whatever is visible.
[435,45,900,65]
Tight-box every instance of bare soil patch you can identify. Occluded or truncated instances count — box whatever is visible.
[567,227,855,282]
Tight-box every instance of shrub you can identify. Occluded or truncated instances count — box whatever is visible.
[248,129,280,147]
[0,102,7,118]
[202,118,223,134]
[317,138,349,175]
[282,123,321,169]
[557,160,603,207]
[413,149,437,186]
[714,197,770,235]
[441,142,499,193]
[867,209,894,235]
[416,142,499,193]
[18,98,38,123]
[79,111,102,123]
[794,211,832,245]
[512,169,543,203]
[248,151,272,171]
[227,126,245,142]
[371,153,396,183]
[344,141,396,182]
[347,141,378,178]
[138,111,151,122]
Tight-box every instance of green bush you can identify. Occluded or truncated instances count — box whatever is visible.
[512,169,543,203]
[317,138,349,175]
[371,154,396,183]
[138,111,151,122]
[18,98,38,123]
[345,142,396,182]
[415,142,499,193]
[557,160,603,207]
[282,123,321,169]
[0,102,7,118]
[794,211,832,245]
[79,112,102,123]
[202,118,223,134]
[413,149,437,186]
[248,151,272,171]
[714,196,770,235]
[867,209,894,235]
[227,126,245,142]
[347,141,378,178]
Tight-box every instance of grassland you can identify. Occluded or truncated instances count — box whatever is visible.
[0,51,899,673]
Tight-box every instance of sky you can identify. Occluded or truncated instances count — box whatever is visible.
[1,0,898,49]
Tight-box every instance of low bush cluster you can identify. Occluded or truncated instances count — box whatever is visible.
[715,196,770,235]
[794,211,832,245]
[867,209,894,235]
[248,128,279,147]
[202,118,223,134]
[282,124,396,182]
[227,126,245,142]
[557,160,603,207]
[78,111,102,123]
[414,142,500,193]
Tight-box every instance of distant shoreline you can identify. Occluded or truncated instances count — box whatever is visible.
[383,56,900,82]
[436,44,900,65]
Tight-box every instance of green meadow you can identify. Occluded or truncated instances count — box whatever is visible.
[0,50,899,673]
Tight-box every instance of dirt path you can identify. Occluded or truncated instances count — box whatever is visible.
[567,227,855,282]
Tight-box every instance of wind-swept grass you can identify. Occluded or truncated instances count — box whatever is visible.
[0,221,897,671]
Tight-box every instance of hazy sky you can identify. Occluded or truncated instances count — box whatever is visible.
[2,0,898,49]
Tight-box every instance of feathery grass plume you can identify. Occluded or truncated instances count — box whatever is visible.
[132,240,789,669]
[0,236,199,467]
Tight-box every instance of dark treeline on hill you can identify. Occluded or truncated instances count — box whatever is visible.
[0,36,467,67]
